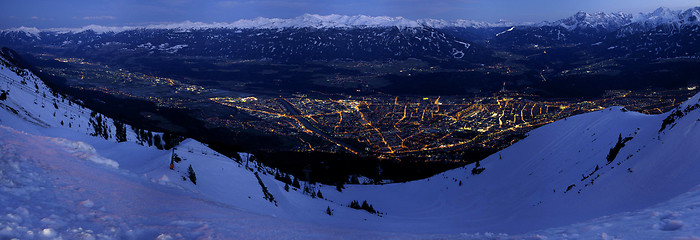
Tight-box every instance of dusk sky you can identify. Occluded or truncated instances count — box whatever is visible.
[1,0,698,29]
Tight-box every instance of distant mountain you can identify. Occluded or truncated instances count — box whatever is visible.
[0,16,499,62]
[60,27,491,62]
[2,14,511,34]
[490,6,700,59]
[594,7,700,59]
[2,8,697,61]
[0,14,515,63]
[548,11,633,31]
[617,7,699,36]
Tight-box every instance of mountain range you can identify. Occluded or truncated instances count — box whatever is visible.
[1,7,698,62]
[3,7,697,33]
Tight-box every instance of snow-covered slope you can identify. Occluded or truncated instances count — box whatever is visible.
[2,51,700,239]
[0,125,421,239]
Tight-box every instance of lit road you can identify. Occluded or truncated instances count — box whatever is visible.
[278,98,364,154]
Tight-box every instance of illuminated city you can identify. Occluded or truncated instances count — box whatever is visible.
[41,58,698,162]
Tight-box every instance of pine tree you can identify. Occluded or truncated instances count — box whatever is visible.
[326,206,333,216]
[187,164,197,185]
[283,174,292,185]
[292,177,301,189]
[350,200,360,209]
[114,121,127,143]
[147,131,153,146]
[336,182,344,192]
[361,200,370,210]
[162,132,182,150]
[350,175,359,184]
[317,189,324,199]
[304,184,316,197]
[360,200,376,214]
[172,152,182,163]
[163,132,173,150]
[154,134,164,150]
[284,183,290,192]
[471,160,485,175]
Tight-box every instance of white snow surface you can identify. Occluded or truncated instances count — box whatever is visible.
[2,54,700,239]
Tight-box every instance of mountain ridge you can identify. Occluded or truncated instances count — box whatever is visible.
[2,7,698,36]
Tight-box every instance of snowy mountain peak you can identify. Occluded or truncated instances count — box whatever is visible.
[2,26,41,37]
[221,14,423,29]
[553,10,633,31]
[612,6,700,36]
[292,13,421,28]
[630,6,700,27]
[419,18,515,28]
[2,14,512,35]
[680,7,700,24]
[633,7,680,25]
[650,7,677,18]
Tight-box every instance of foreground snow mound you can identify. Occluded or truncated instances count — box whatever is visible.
[531,184,700,239]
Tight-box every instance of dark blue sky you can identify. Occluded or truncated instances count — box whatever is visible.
[2,0,697,28]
